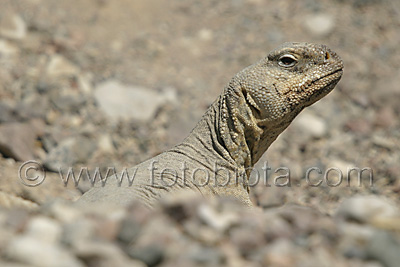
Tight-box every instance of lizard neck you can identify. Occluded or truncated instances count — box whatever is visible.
[178,77,294,178]
[215,77,293,174]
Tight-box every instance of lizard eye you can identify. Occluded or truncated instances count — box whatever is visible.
[278,54,297,67]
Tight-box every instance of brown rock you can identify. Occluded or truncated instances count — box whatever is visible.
[374,107,396,129]
[0,120,45,161]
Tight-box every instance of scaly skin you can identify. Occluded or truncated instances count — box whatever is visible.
[78,42,344,208]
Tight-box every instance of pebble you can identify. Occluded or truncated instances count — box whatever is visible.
[186,245,224,265]
[335,195,400,224]
[0,121,43,161]
[197,203,238,232]
[365,230,400,267]
[117,216,141,244]
[126,245,164,267]
[73,241,145,267]
[44,136,97,171]
[344,118,371,135]
[303,14,335,36]
[98,134,115,153]
[17,94,50,120]
[0,13,27,40]
[0,101,18,123]
[25,216,62,243]
[0,39,18,57]
[292,111,327,139]
[0,192,38,210]
[62,219,94,247]
[94,80,177,123]
[5,236,84,267]
[374,107,396,128]
[230,226,265,257]
[46,55,79,78]
[50,90,87,113]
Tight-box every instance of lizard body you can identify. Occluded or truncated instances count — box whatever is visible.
[78,42,343,208]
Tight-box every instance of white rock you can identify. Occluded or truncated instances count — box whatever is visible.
[46,55,79,77]
[292,111,327,138]
[74,241,146,267]
[335,195,400,223]
[98,134,114,153]
[6,236,84,267]
[77,74,93,94]
[94,80,177,122]
[304,14,335,36]
[198,28,213,41]
[0,39,18,57]
[0,14,27,40]
[198,204,238,231]
[25,216,62,243]
[46,201,82,223]
[0,192,38,210]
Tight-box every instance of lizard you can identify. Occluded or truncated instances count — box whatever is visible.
[78,42,344,208]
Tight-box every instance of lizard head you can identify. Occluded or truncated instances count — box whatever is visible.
[218,42,343,167]
[239,42,344,125]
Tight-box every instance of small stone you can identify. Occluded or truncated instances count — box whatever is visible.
[374,107,396,128]
[292,112,327,139]
[0,192,38,210]
[197,203,238,232]
[0,39,18,57]
[117,216,141,245]
[0,101,18,123]
[0,261,34,267]
[98,134,114,153]
[304,14,335,36]
[127,245,164,267]
[4,209,31,231]
[0,121,44,161]
[5,236,84,267]
[187,245,224,265]
[198,28,213,41]
[62,219,94,247]
[17,94,50,120]
[344,118,371,134]
[46,55,79,78]
[262,239,296,266]
[50,91,87,112]
[44,136,97,171]
[25,216,62,243]
[75,241,146,267]
[326,159,356,186]
[45,201,81,224]
[335,195,400,224]
[230,226,265,257]
[77,74,93,94]
[0,14,27,40]
[94,80,177,123]
[365,230,400,267]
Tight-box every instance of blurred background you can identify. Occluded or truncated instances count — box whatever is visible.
[0,0,400,266]
[0,0,398,204]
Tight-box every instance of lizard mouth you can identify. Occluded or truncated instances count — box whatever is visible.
[308,67,343,88]
[303,67,343,104]
[284,67,343,111]
[300,67,343,95]
[316,68,343,83]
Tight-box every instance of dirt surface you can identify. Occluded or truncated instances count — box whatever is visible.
[0,0,400,266]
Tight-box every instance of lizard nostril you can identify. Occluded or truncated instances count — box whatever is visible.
[325,52,331,60]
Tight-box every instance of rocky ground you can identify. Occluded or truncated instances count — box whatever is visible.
[0,0,399,266]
